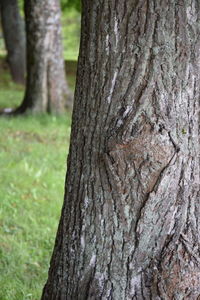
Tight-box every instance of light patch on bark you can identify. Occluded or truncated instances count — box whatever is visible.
[105,34,109,55]
[95,272,105,291]
[167,206,178,235]
[81,224,86,251]
[123,105,132,117]
[116,119,123,127]
[89,254,96,267]
[84,195,90,209]
[116,106,133,127]
[107,70,118,103]
[114,16,119,50]
[130,273,141,297]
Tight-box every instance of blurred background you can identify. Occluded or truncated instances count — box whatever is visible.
[0,0,80,299]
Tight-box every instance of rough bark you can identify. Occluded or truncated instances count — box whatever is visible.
[16,0,72,114]
[0,0,26,84]
[42,1,200,299]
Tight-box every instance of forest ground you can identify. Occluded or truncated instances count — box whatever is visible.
[0,59,76,300]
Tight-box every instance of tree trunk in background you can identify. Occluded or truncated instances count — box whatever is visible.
[0,0,26,84]
[42,1,200,299]
[16,0,72,114]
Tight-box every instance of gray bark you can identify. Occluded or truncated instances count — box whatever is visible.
[17,0,72,114]
[42,1,200,299]
[0,0,26,84]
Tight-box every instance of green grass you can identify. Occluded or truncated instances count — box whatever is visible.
[0,115,72,300]
[0,64,74,299]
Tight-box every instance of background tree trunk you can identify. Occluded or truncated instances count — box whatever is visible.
[0,0,26,84]
[42,1,200,299]
[17,0,72,114]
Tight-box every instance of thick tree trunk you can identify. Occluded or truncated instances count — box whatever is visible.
[42,1,200,299]
[16,0,72,114]
[0,0,26,84]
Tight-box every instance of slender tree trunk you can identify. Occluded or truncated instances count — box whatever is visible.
[16,0,72,114]
[42,1,200,299]
[0,0,26,84]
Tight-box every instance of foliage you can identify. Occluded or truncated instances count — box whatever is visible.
[18,0,81,13]
[61,0,81,12]
[62,8,81,61]
[18,0,23,14]
[0,63,74,300]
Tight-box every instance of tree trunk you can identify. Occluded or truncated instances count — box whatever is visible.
[0,0,26,84]
[42,1,200,299]
[16,0,72,114]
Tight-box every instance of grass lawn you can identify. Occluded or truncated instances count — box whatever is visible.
[0,61,75,299]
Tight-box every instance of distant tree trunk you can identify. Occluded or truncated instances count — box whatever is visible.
[16,0,72,114]
[0,0,26,84]
[42,1,200,299]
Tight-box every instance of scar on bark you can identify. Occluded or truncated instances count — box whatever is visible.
[105,119,176,194]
